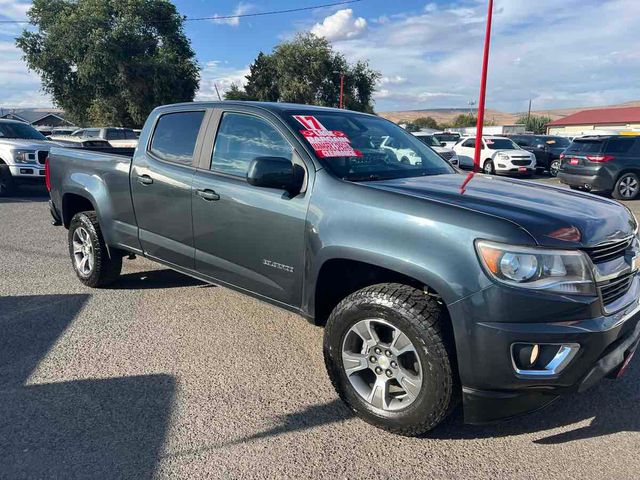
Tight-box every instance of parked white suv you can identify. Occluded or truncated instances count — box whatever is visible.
[453,136,536,175]
[412,132,459,167]
[0,119,57,196]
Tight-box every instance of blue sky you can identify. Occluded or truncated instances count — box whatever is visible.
[1,0,639,113]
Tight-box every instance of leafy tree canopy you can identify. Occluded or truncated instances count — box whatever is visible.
[225,33,380,113]
[517,114,553,134]
[413,116,439,130]
[17,0,199,127]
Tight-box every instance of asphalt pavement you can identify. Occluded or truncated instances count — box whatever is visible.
[1,180,639,479]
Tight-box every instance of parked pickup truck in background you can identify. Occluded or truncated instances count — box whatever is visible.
[0,119,55,196]
[50,127,139,148]
[47,101,640,436]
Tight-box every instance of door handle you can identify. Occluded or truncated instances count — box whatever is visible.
[137,174,153,185]
[196,188,220,201]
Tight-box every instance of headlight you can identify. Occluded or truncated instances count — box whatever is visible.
[13,150,37,164]
[476,240,595,295]
[497,153,509,160]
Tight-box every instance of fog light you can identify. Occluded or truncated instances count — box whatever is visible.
[512,343,579,377]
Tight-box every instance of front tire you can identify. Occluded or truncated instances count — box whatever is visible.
[549,159,561,177]
[324,283,457,436]
[0,164,15,197]
[68,211,122,287]
[483,159,495,174]
[612,173,640,200]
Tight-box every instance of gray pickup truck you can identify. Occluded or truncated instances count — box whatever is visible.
[48,101,640,436]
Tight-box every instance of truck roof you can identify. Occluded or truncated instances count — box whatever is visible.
[154,101,377,117]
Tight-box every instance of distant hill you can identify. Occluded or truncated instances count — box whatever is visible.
[379,100,640,125]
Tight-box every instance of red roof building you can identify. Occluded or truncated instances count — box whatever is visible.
[546,106,640,135]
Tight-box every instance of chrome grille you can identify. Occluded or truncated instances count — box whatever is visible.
[511,160,531,166]
[599,272,634,306]
[583,237,633,263]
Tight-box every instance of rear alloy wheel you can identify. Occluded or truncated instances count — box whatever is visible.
[613,173,640,200]
[324,283,457,436]
[549,160,561,177]
[483,159,495,174]
[68,211,123,287]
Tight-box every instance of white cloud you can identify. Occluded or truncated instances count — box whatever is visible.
[196,60,250,100]
[311,9,367,41]
[0,0,29,21]
[0,41,51,108]
[211,2,252,27]
[326,0,640,112]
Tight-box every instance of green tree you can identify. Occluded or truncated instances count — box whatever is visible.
[413,117,439,130]
[402,122,420,132]
[17,0,199,127]
[226,33,380,113]
[452,114,478,128]
[517,114,553,134]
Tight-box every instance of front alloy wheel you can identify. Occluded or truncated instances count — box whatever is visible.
[342,319,423,411]
[324,283,457,436]
[549,160,561,177]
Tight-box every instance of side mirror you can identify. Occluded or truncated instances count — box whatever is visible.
[441,142,447,147]
[247,156,302,194]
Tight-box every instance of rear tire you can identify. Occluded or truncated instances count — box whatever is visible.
[68,211,122,287]
[612,173,640,200]
[549,160,561,177]
[0,164,14,197]
[324,283,457,436]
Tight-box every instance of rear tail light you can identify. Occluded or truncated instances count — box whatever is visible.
[44,155,51,191]
[586,155,615,162]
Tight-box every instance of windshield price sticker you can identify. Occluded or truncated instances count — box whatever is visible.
[300,129,361,158]
[293,114,328,131]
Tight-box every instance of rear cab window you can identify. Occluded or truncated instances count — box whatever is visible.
[149,111,206,166]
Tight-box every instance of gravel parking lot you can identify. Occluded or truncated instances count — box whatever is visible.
[1,179,640,479]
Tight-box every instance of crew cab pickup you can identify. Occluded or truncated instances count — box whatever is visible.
[47,102,640,436]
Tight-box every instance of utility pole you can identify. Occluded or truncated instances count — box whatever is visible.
[214,83,222,101]
[526,98,532,128]
[472,0,494,173]
[333,70,346,109]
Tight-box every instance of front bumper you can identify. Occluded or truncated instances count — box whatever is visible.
[449,279,640,424]
[495,167,535,176]
[8,164,46,181]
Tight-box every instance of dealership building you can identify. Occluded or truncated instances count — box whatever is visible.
[546,106,640,135]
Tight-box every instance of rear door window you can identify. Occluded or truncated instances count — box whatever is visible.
[462,139,475,148]
[149,111,205,166]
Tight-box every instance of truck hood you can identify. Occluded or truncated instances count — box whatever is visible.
[363,173,636,247]
[0,138,58,149]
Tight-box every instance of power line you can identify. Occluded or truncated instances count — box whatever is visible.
[0,0,364,24]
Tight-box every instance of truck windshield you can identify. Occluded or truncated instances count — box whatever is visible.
[284,111,454,181]
[434,133,460,142]
[0,122,47,140]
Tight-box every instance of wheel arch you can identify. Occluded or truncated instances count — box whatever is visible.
[62,191,97,228]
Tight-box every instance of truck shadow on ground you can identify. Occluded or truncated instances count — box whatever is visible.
[0,294,175,479]
[223,366,640,446]
[109,268,206,290]
[0,186,49,204]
